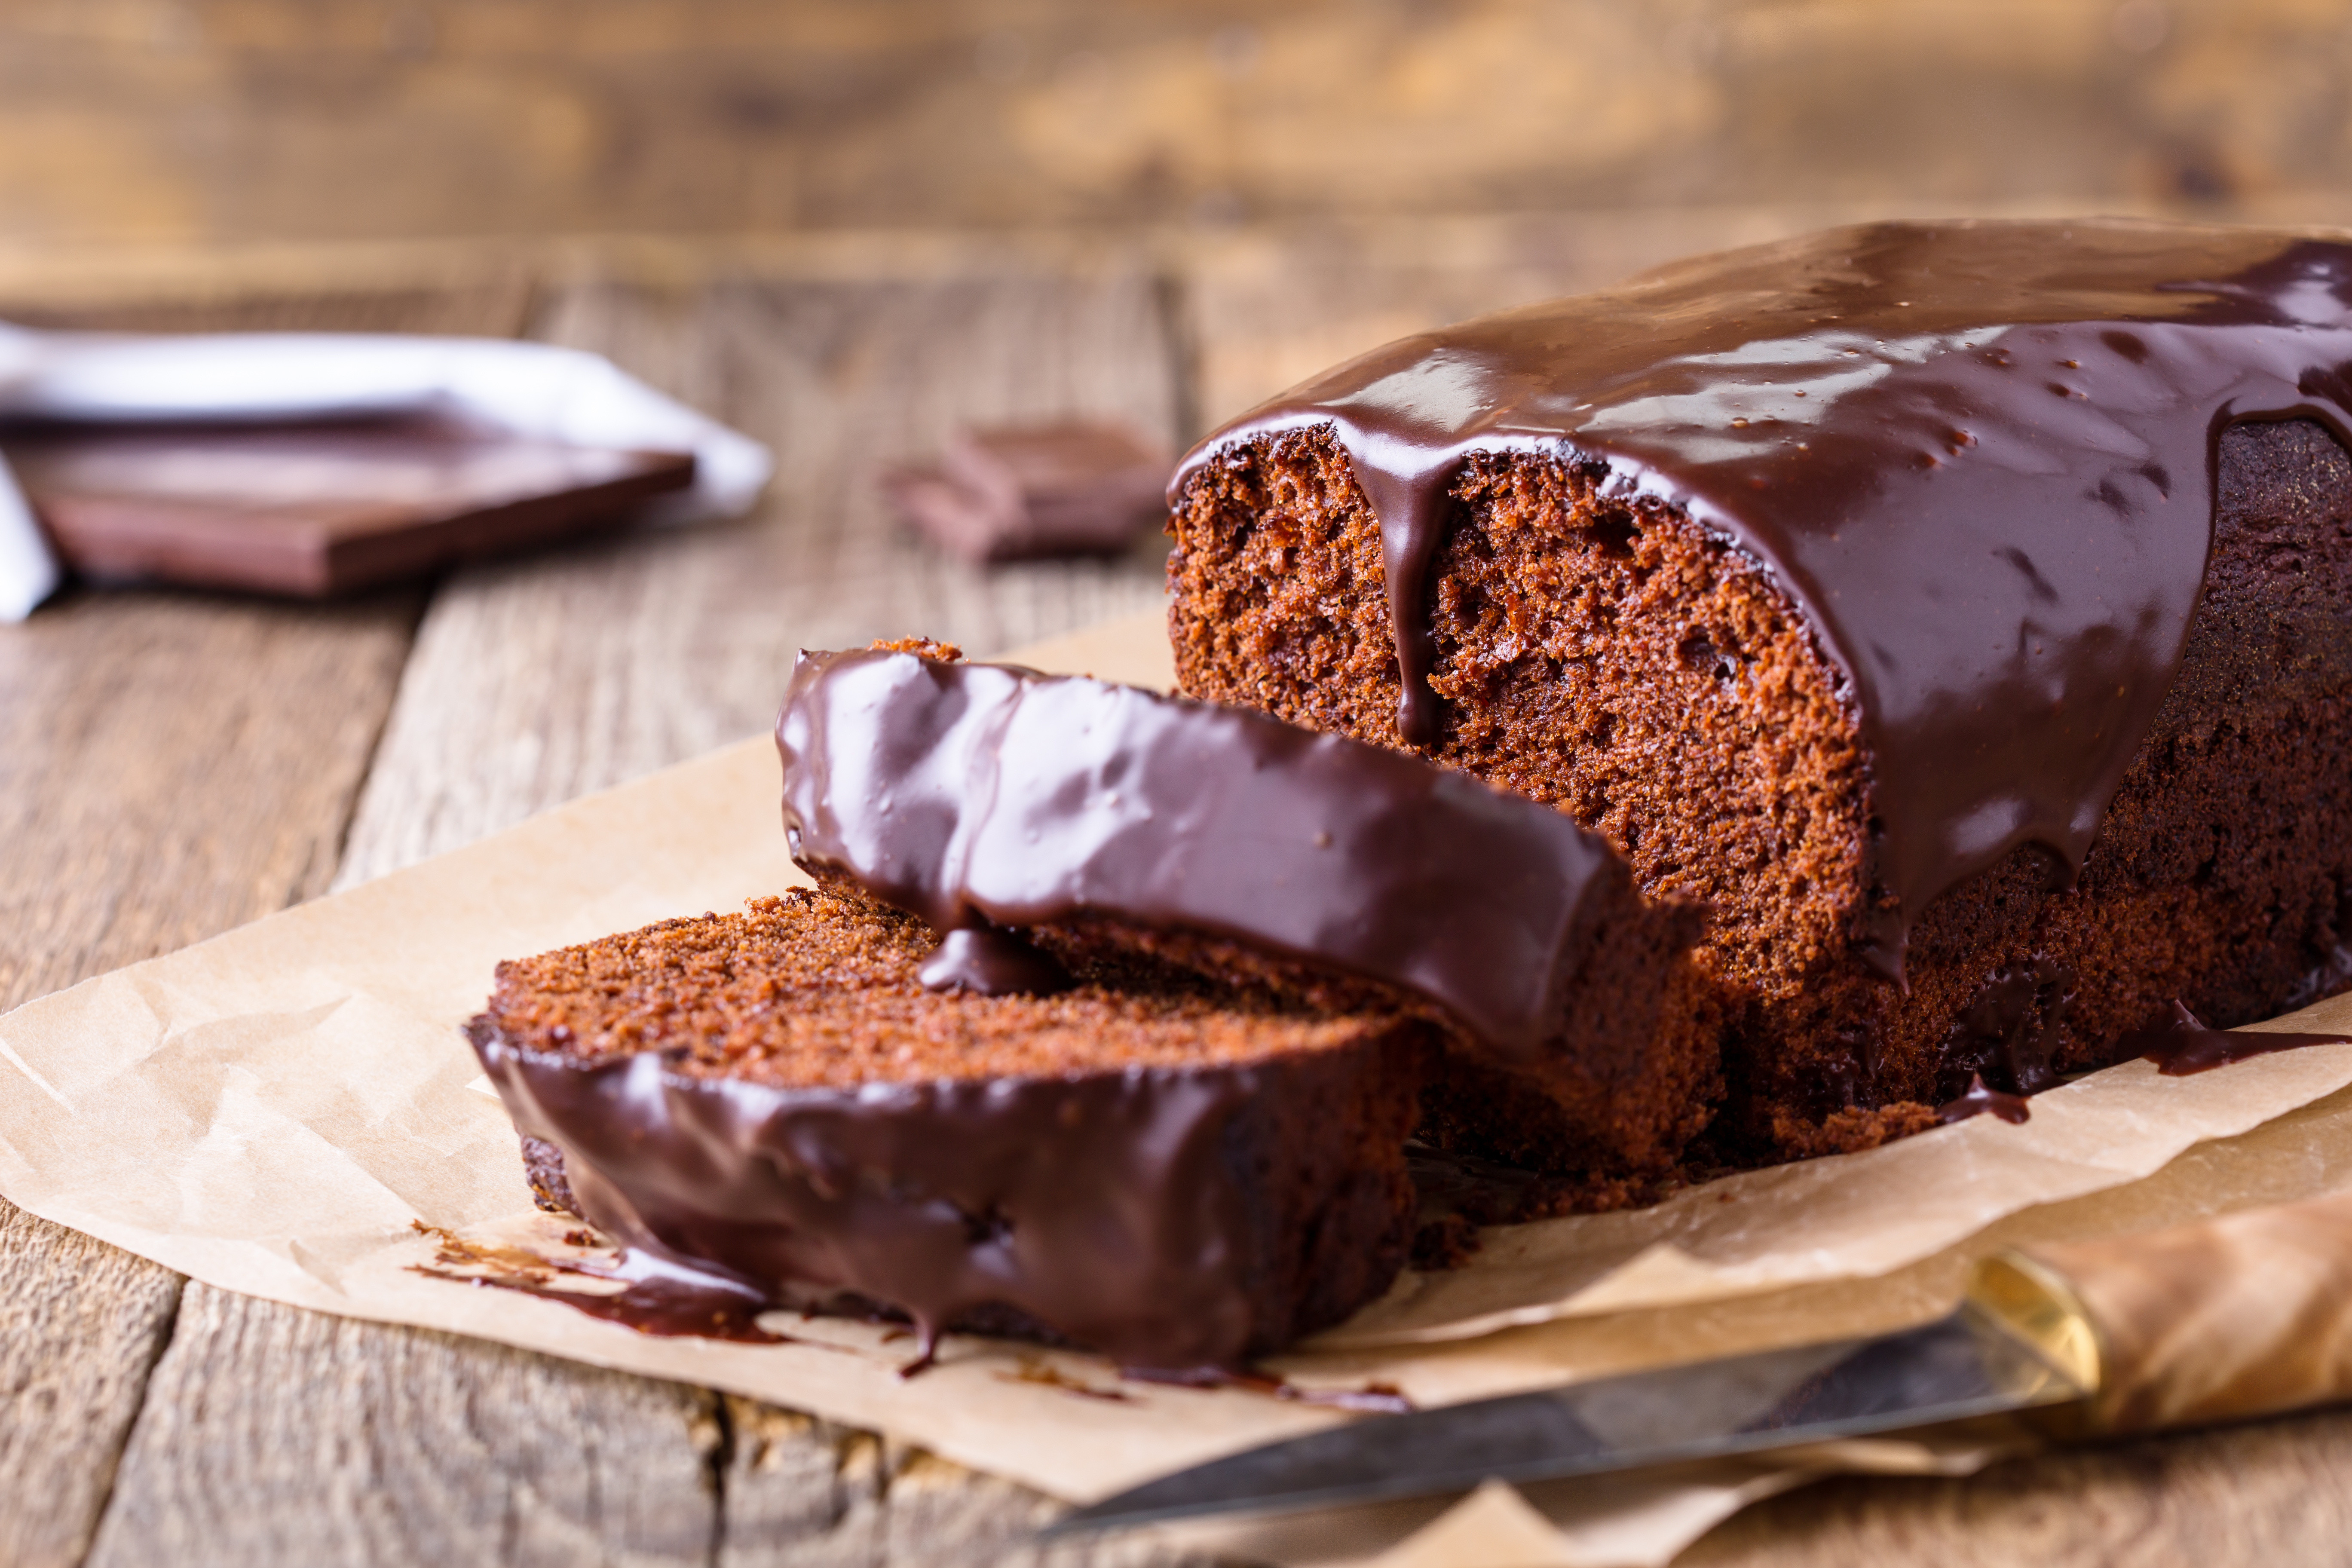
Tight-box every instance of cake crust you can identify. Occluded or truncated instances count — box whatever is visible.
[1170,417,2352,1155]
[471,886,1429,1370]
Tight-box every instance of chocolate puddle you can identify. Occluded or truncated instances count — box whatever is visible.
[473,1021,1294,1373]
[412,1225,1406,1400]
[2127,1001,2352,1076]
[408,1222,789,1345]
[999,1356,1137,1403]
[1176,220,2352,973]
[1937,1073,2032,1125]
[1124,1364,1415,1415]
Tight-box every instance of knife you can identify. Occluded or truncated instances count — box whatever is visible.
[1049,1187,2352,1536]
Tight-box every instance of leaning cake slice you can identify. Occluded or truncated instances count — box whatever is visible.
[776,641,1719,1186]
[469,882,1427,1372]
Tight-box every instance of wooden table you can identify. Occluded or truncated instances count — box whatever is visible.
[8,213,2352,1568]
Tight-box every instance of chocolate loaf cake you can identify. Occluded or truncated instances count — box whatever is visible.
[776,643,1718,1183]
[469,884,1428,1372]
[1168,218,2352,1157]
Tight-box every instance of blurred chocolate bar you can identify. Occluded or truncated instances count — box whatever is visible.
[7,414,696,597]
[883,421,1170,563]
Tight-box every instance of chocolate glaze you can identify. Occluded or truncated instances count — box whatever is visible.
[776,647,1639,1063]
[1936,958,2074,1099]
[1123,1365,1415,1414]
[470,1016,1324,1372]
[1936,1073,2031,1126]
[1174,220,2352,971]
[2127,1000,2352,1076]
[411,1219,789,1343]
[414,1258,789,1344]
[916,925,1073,997]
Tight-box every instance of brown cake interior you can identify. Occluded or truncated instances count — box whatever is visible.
[1169,419,2352,1158]
[1030,888,1721,1202]
[479,884,1431,1362]
[487,884,1405,1087]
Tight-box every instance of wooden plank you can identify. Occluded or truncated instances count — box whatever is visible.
[0,585,423,1568]
[0,276,529,1568]
[336,243,1177,885]
[78,247,1182,1567]
[86,1285,721,1568]
[1,1,2350,248]
[1686,1407,2352,1566]
[713,1398,1213,1566]
[0,1205,182,1568]
[0,244,532,337]
[0,588,420,1011]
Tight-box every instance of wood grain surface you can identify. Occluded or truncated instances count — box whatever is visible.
[3,0,2351,248]
[88,1284,724,1568]
[1684,1406,2352,1567]
[334,241,1176,886]
[0,1205,181,1568]
[9,220,2352,1566]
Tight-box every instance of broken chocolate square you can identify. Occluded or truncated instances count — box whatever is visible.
[883,421,1170,564]
[9,413,695,597]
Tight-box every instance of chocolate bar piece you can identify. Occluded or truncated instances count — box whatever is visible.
[883,421,1169,563]
[9,414,695,597]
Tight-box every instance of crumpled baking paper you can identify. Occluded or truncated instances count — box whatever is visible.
[6,607,2352,1567]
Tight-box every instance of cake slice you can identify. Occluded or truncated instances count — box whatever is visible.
[468,883,1427,1372]
[777,642,1718,1187]
[1167,218,2352,1157]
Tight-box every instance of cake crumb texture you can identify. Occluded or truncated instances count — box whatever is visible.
[483,884,1400,1088]
[1171,418,2352,1157]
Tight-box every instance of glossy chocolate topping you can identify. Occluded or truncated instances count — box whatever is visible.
[776,647,1641,1061]
[2125,1001,2352,1076]
[915,925,1074,997]
[472,1016,1279,1370]
[1174,220,2352,966]
[1936,1073,2031,1126]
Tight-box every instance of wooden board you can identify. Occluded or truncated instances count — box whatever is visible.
[1686,1406,2352,1565]
[86,1284,723,1568]
[0,279,506,1568]
[70,243,1191,1567]
[0,1205,181,1568]
[4,1,2352,247]
[334,243,1178,886]
[10,224,2352,1567]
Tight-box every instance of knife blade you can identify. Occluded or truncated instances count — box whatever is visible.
[1047,1295,2081,1534]
[1049,1186,2352,1537]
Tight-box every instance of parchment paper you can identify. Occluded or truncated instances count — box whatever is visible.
[9,605,2352,1567]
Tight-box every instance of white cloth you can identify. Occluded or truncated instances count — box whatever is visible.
[0,324,775,620]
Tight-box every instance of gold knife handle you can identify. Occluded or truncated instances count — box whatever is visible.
[1972,1190,2352,1433]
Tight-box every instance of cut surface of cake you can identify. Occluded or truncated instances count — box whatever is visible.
[1167,218,2352,1156]
[776,643,1718,1183]
[469,884,1427,1372]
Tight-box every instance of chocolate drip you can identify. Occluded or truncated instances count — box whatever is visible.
[1937,1073,2031,1126]
[1174,220,2352,971]
[2126,1000,2352,1076]
[1935,958,2074,1099]
[777,647,1641,1063]
[415,1257,789,1344]
[470,1017,1280,1371]
[917,926,1073,997]
[410,1220,788,1344]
